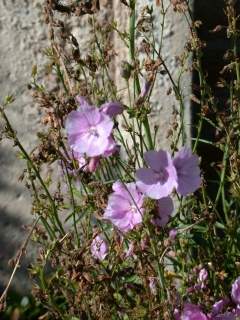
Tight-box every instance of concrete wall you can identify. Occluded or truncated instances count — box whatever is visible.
[0,0,190,292]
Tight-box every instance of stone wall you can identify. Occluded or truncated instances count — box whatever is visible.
[0,0,190,292]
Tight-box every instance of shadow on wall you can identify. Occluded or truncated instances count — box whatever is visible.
[0,209,33,294]
[192,0,240,201]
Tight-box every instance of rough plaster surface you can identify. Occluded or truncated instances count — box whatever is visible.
[113,1,191,147]
[0,0,47,292]
[0,0,190,292]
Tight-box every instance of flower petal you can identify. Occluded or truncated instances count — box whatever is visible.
[144,150,169,172]
[174,147,201,196]
[100,102,123,118]
[66,110,90,136]
[96,113,114,138]
[136,168,158,185]
[155,196,174,227]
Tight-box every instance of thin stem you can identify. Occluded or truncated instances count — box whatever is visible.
[0,218,39,304]
[129,4,154,150]
[65,167,80,247]
[0,107,65,236]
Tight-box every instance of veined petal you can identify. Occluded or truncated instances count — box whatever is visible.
[66,110,90,135]
[153,197,174,227]
[96,114,114,138]
[84,108,101,126]
[75,96,94,111]
[136,168,158,185]
[104,182,145,233]
[100,101,123,118]
[144,150,169,172]
[174,147,201,196]
[84,134,109,157]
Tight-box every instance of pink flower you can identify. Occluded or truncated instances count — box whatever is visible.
[180,303,208,320]
[173,147,201,196]
[213,313,236,320]
[75,96,93,110]
[148,277,157,295]
[103,136,120,157]
[88,157,100,172]
[169,228,178,240]
[100,101,123,118]
[73,151,100,172]
[66,100,114,157]
[103,181,145,233]
[136,150,178,199]
[75,153,88,170]
[139,80,151,99]
[174,308,181,320]
[211,299,230,317]
[152,196,174,227]
[124,242,134,258]
[198,268,208,283]
[76,96,123,118]
[198,268,208,289]
[91,235,108,261]
[231,276,240,305]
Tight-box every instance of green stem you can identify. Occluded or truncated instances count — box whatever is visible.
[0,107,65,236]
[215,135,230,210]
[149,233,167,301]
[129,4,154,150]
[28,164,55,240]
[65,168,80,247]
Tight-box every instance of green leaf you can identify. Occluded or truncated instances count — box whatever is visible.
[125,275,142,285]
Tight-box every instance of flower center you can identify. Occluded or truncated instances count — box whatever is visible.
[88,126,99,137]
[130,204,138,214]
[155,168,168,184]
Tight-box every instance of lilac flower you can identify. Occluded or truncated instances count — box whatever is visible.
[180,303,208,320]
[169,228,178,240]
[231,277,240,305]
[124,242,134,258]
[152,196,174,227]
[88,157,100,172]
[100,101,123,118]
[213,313,236,320]
[66,100,114,157]
[73,151,100,172]
[75,153,88,171]
[148,277,157,295]
[91,235,108,261]
[198,268,208,289]
[136,150,178,199]
[174,308,181,320]
[173,147,201,196]
[235,305,240,316]
[139,80,151,99]
[211,299,230,317]
[198,268,208,283]
[75,96,93,110]
[103,181,145,233]
[140,238,147,251]
[211,301,238,320]
[103,136,120,157]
